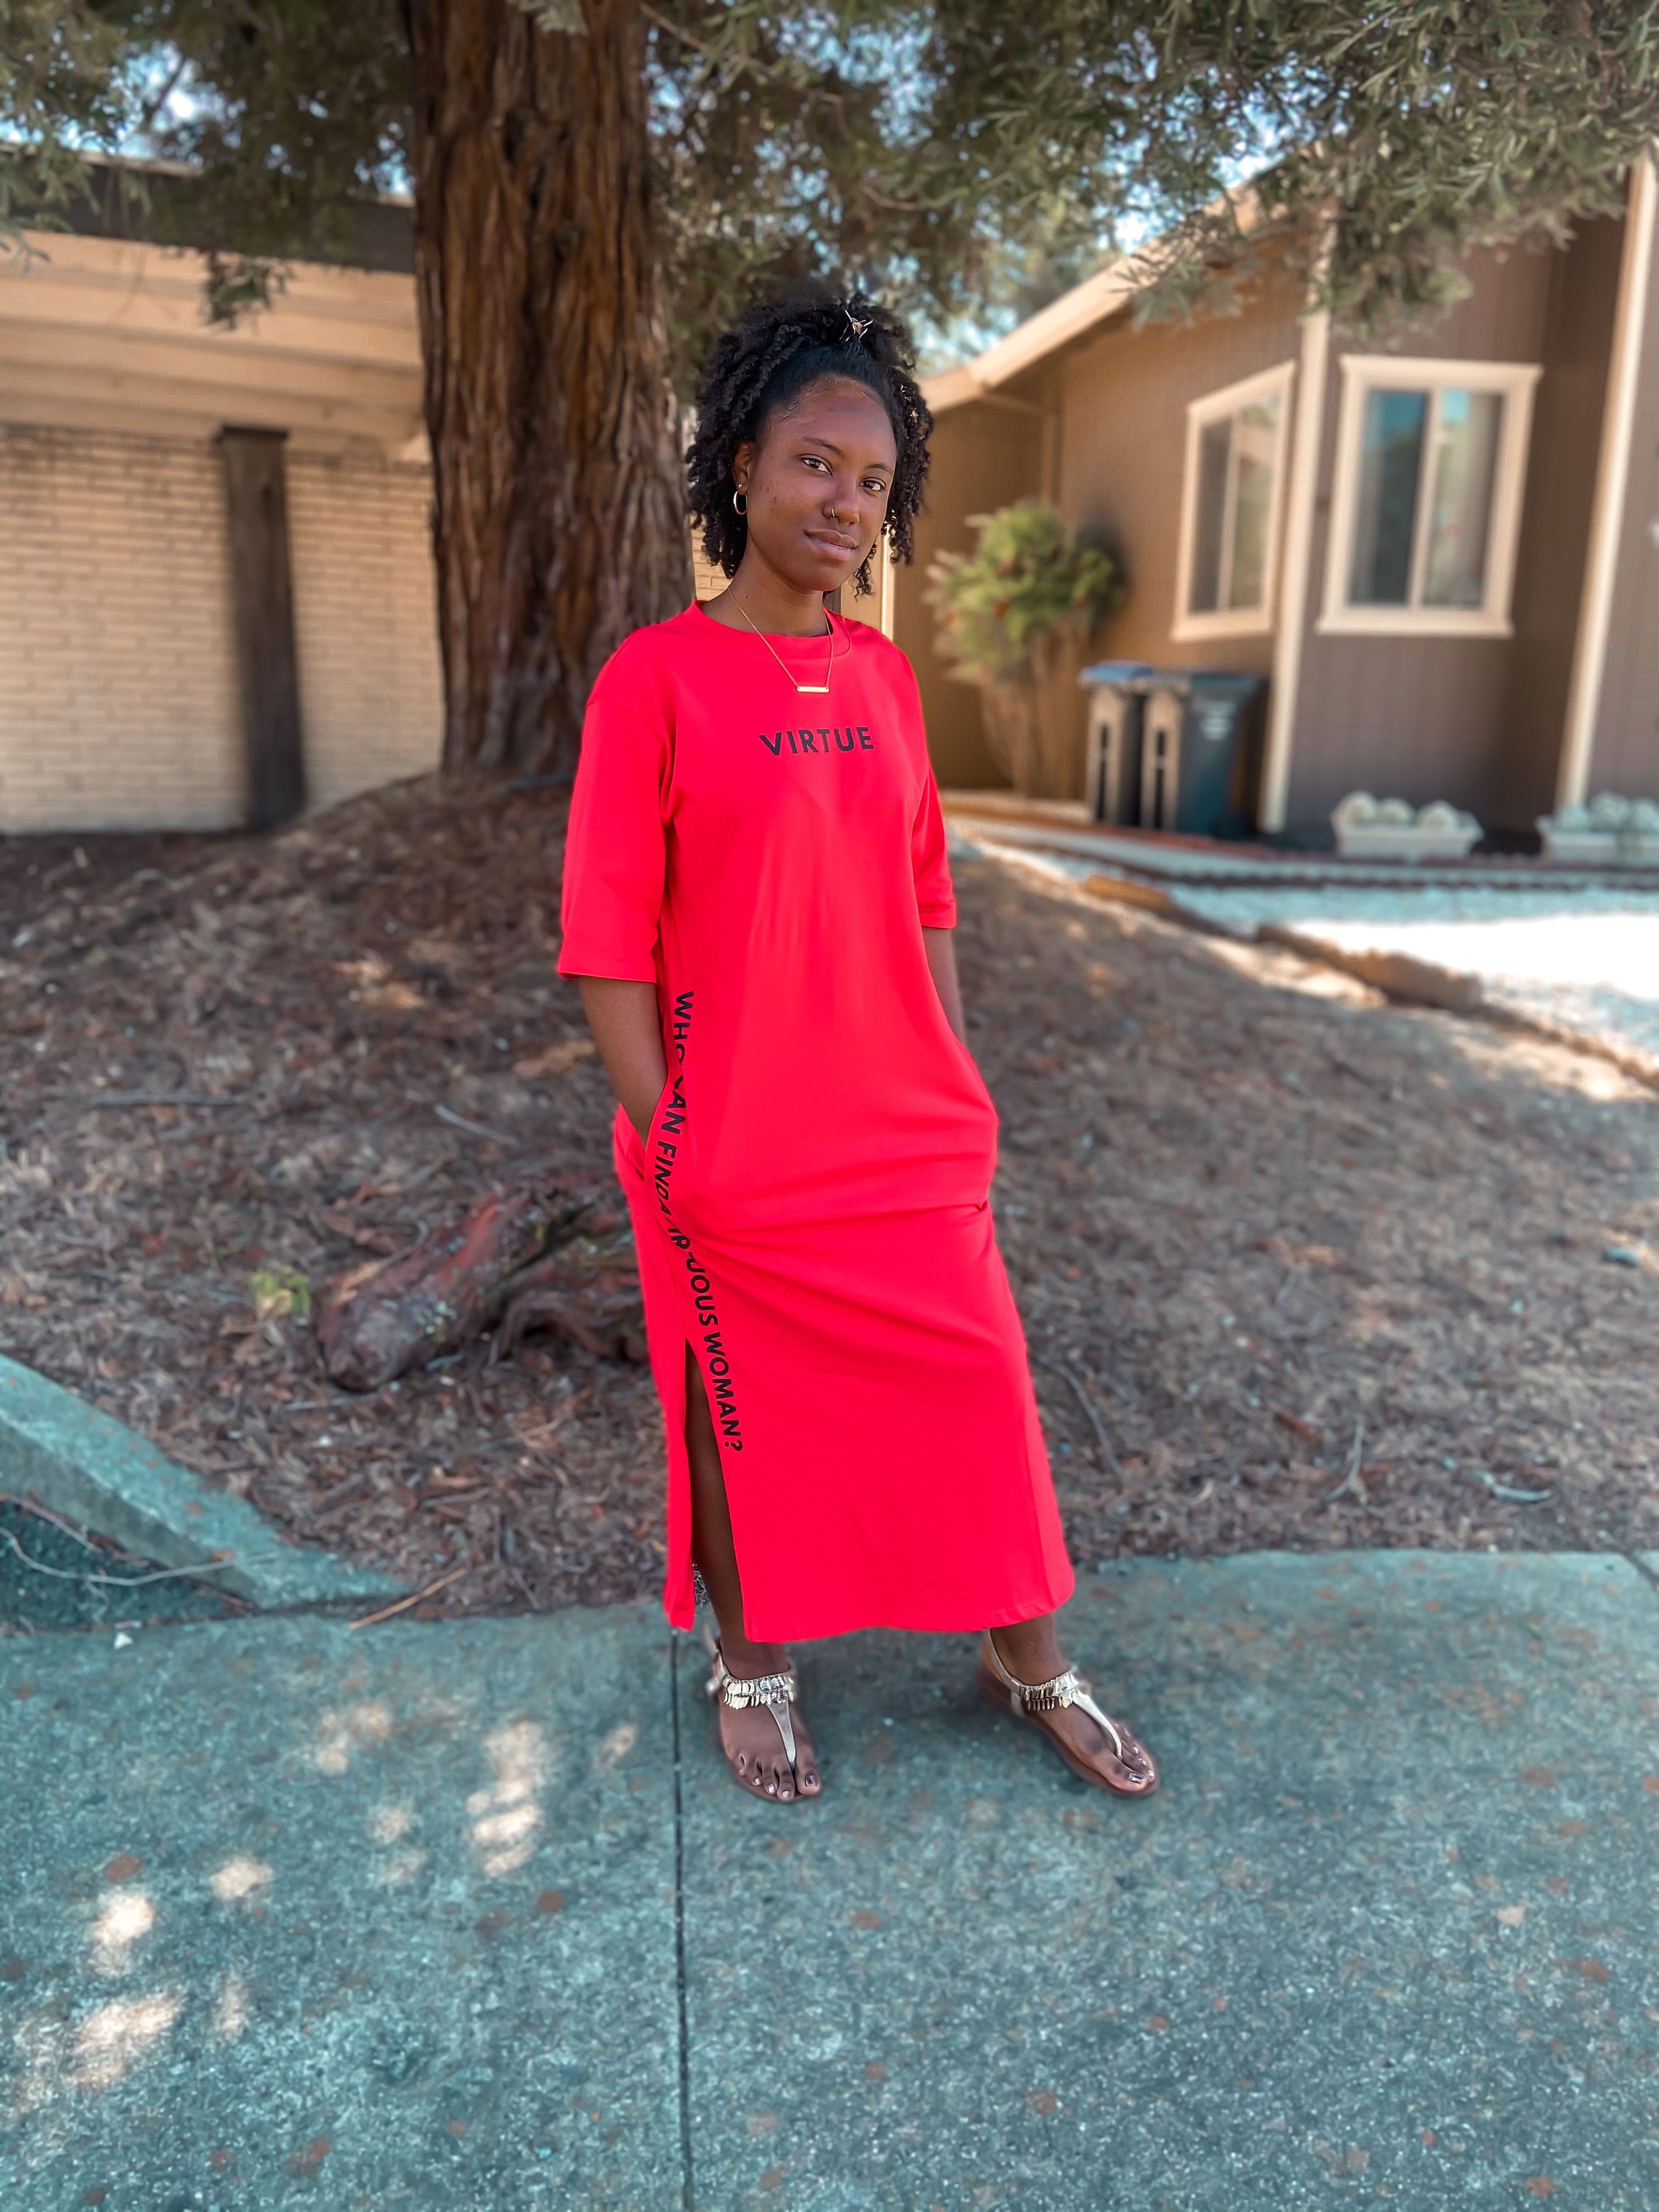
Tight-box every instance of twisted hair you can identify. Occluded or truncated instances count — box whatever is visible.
[686,285,932,597]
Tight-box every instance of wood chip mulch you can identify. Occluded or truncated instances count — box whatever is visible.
[1,777,1655,1624]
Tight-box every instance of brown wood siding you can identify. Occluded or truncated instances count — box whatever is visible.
[1287,245,1557,834]
[1588,191,1659,801]
[894,399,1042,786]
[1053,276,1301,678]
[1503,218,1624,818]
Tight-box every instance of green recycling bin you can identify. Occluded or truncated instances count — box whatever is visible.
[1078,661,1155,824]
[1139,671,1265,837]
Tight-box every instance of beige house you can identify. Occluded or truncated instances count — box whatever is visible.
[897,163,1659,839]
[0,169,442,833]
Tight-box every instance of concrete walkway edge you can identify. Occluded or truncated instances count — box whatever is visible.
[0,1351,403,1608]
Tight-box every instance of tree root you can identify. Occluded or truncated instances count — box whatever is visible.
[316,1174,643,1389]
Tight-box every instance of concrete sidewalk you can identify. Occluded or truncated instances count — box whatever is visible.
[5,1551,1658,2208]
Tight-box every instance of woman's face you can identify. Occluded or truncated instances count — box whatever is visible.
[732,376,897,597]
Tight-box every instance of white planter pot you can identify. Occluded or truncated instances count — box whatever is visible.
[1335,822,1481,862]
[1539,827,1659,866]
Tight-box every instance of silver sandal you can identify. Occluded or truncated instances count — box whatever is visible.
[706,1642,810,1801]
[977,1633,1158,1797]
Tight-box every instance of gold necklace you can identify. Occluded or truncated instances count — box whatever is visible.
[739,605,834,696]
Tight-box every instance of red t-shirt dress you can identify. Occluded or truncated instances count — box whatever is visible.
[558,602,1074,1641]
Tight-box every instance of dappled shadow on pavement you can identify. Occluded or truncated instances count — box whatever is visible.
[6,1555,1658,2207]
[1,1606,678,2207]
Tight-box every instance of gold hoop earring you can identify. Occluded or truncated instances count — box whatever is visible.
[732,488,748,515]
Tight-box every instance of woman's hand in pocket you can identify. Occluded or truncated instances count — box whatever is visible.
[630,1077,669,1145]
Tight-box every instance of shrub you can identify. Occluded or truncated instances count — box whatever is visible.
[925,501,1123,685]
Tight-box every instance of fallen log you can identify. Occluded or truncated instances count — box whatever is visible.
[316,1175,644,1390]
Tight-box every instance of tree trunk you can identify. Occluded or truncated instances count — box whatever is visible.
[403,0,690,775]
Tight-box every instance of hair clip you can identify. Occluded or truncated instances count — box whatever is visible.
[844,310,872,341]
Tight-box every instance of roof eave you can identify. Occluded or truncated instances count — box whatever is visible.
[923,178,1273,414]
[923,261,1137,413]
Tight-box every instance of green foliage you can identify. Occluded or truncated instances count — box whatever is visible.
[925,501,1123,684]
[1123,0,1659,328]
[0,2,126,248]
[248,1265,310,1322]
[4,0,1658,369]
[644,2,1050,384]
[1,0,408,299]
[669,0,1659,340]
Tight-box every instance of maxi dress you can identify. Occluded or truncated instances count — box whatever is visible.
[557,604,1075,1642]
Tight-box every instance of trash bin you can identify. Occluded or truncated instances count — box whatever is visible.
[1078,661,1155,824]
[1139,671,1265,837]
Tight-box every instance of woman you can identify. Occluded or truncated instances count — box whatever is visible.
[560,288,1158,1806]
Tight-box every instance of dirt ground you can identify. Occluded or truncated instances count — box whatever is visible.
[2,777,1656,1621]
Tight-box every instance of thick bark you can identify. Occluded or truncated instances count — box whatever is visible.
[403,0,690,775]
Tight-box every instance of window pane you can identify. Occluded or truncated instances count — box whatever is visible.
[1349,388,1426,604]
[1422,388,1502,608]
[1189,418,1231,613]
[1224,395,1280,611]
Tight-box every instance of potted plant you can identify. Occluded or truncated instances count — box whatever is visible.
[1537,793,1659,866]
[925,501,1124,797]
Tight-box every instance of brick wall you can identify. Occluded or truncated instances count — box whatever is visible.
[285,451,444,810]
[0,425,245,831]
[691,536,726,604]
[0,425,445,833]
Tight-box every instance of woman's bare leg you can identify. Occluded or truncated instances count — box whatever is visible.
[990,1610,1154,1790]
[991,1613,1067,1682]
[685,1345,820,1799]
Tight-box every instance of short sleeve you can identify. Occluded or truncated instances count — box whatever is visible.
[911,765,957,930]
[557,686,670,981]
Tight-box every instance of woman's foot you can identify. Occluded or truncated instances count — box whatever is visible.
[707,1638,822,1804]
[684,1348,820,1804]
[979,1629,1158,1797]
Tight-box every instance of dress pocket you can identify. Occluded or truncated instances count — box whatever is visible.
[613,1099,647,1176]
[637,1069,691,1206]
[616,1074,674,1166]
[949,1029,998,1120]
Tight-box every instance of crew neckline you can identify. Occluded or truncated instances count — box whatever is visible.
[692,601,851,651]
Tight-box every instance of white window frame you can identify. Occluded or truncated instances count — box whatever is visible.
[1172,361,1296,644]
[1318,355,1541,639]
